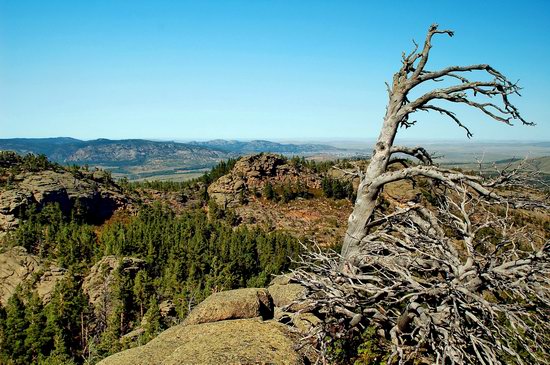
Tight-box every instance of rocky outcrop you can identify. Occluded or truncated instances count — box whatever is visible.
[83,256,146,318]
[0,246,66,305]
[207,153,321,207]
[0,168,131,232]
[99,319,302,365]
[98,278,316,365]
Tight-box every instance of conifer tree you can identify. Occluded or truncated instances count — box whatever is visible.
[133,270,153,320]
[143,297,161,340]
[3,292,29,363]
[24,292,49,363]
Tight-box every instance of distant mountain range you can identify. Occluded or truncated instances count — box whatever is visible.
[2,137,549,181]
[187,139,340,154]
[0,137,224,166]
[0,138,341,180]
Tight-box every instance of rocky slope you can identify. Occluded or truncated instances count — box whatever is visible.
[0,155,136,305]
[206,153,354,245]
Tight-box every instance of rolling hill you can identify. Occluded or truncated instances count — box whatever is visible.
[0,138,342,180]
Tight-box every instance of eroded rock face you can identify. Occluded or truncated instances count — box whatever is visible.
[0,169,130,232]
[0,246,66,305]
[207,153,321,207]
[83,256,146,318]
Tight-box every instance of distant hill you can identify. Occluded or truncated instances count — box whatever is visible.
[0,138,228,179]
[0,138,341,180]
[0,137,224,165]
[187,139,340,154]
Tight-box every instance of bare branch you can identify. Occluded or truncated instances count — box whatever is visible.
[390,145,434,165]
[410,24,454,81]
[419,105,473,138]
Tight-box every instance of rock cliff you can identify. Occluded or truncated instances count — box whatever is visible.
[0,167,131,232]
[0,246,66,305]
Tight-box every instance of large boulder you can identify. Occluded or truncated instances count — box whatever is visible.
[98,287,305,365]
[184,288,273,325]
[97,318,303,365]
[268,283,306,308]
[0,246,66,305]
[97,286,319,364]
[268,275,307,309]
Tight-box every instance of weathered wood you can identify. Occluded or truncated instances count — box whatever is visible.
[341,23,531,267]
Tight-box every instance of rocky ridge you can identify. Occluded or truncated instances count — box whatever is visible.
[207,153,322,207]
[0,166,131,233]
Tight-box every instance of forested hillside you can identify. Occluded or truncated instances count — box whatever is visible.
[0,152,357,364]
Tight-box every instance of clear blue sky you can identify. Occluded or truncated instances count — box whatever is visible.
[1,0,549,141]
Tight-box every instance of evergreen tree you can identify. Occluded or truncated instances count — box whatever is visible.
[263,182,275,200]
[133,270,153,320]
[45,273,89,362]
[142,297,161,340]
[3,291,29,364]
[24,292,50,363]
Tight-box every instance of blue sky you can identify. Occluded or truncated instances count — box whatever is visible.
[1,0,549,141]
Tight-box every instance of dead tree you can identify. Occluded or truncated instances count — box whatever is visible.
[341,24,532,267]
[289,24,549,364]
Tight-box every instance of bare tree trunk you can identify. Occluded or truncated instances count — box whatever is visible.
[340,24,530,266]
[341,95,402,263]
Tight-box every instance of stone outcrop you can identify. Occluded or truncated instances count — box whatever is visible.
[98,277,316,365]
[83,256,146,318]
[0,169,130,232]
[207,154,321,207]
[99,319,302,365]
[0,246,66,305]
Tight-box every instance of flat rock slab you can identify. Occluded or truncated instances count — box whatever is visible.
[184,288,273,325]
[97,319,303,365]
